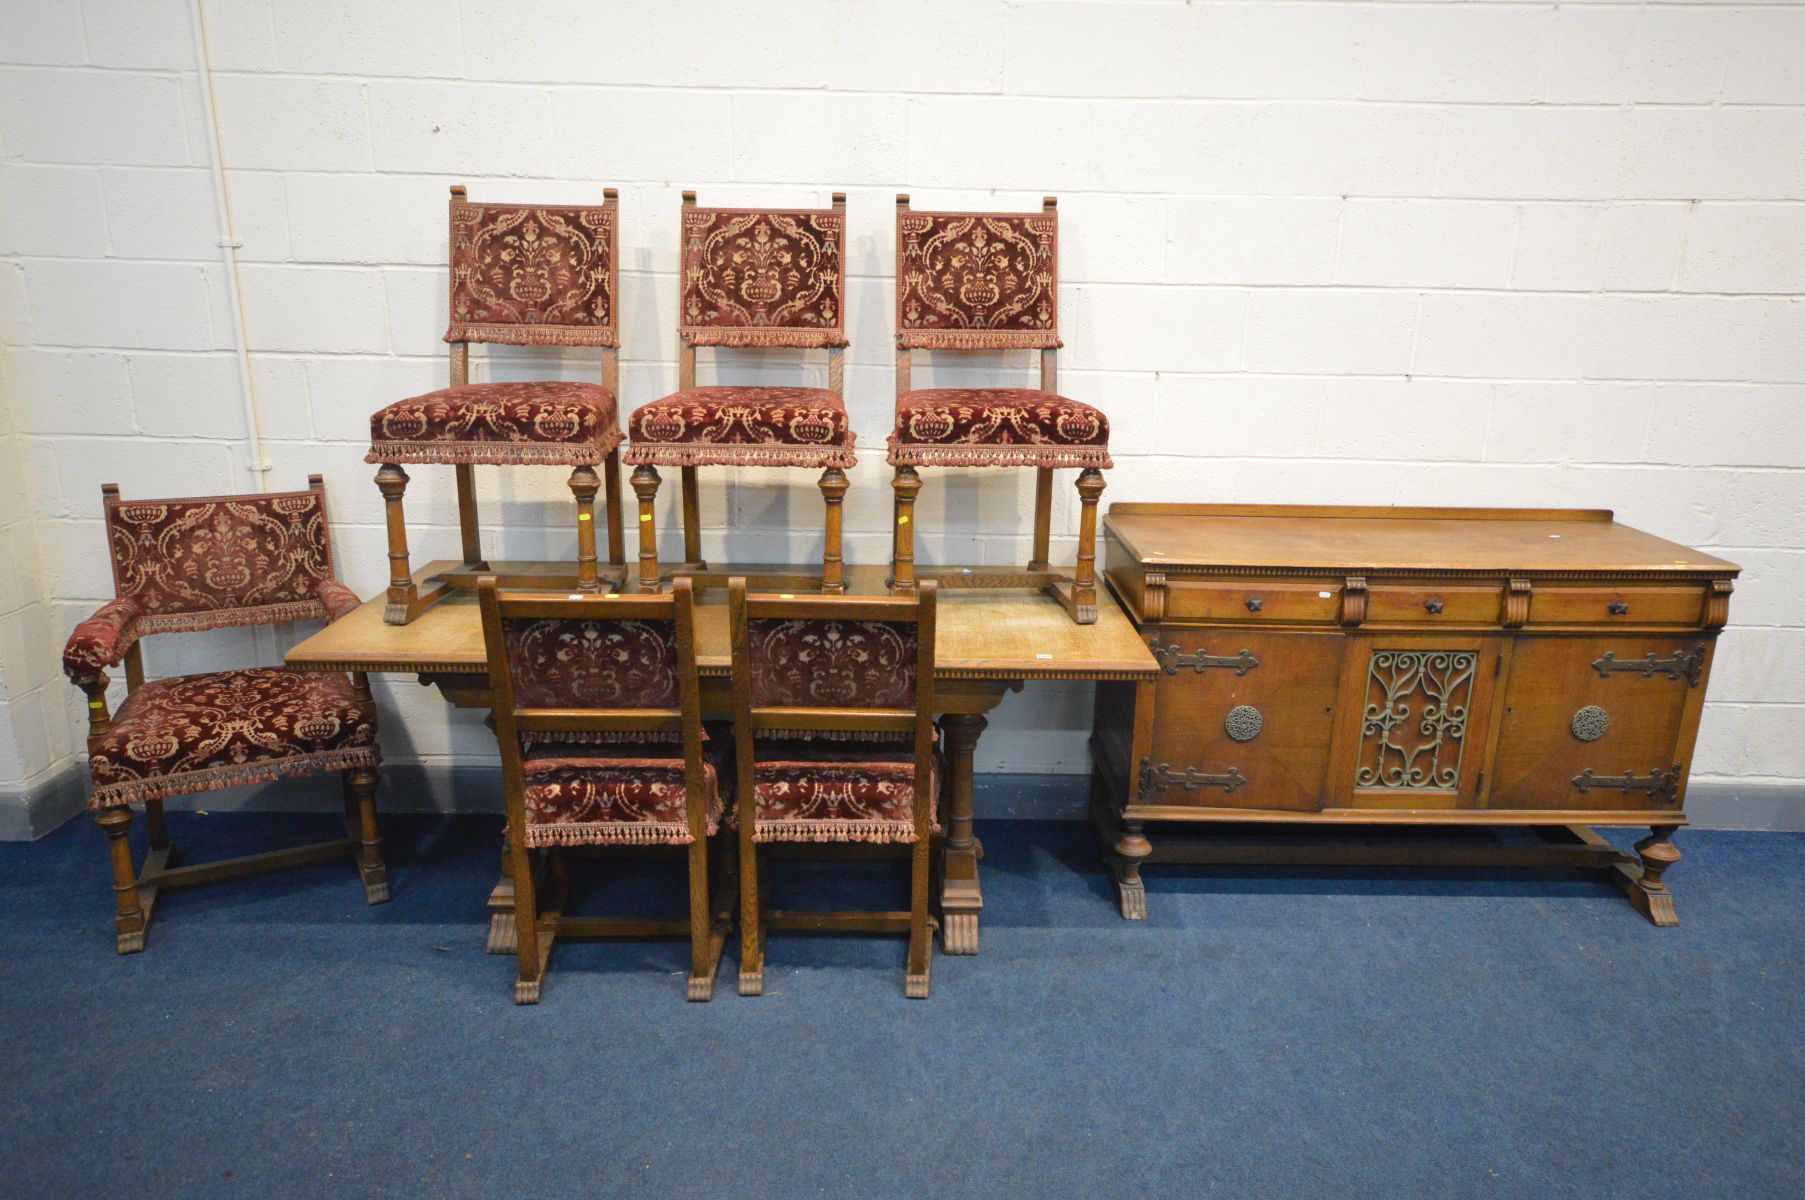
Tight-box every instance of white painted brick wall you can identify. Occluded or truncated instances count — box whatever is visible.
[1,0,1802,814]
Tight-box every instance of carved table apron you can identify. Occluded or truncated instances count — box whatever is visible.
[285,562,1158,956]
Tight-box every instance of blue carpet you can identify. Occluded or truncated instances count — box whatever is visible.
[1,813,1800,1199]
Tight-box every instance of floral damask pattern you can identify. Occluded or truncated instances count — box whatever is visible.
[897,211,1060,349]
[520,744,723,848]
[88,668,379,808]
[626,387,856,469]
[747,739,941,845]
[63,597,145,688]
[367,381,623,467]
[104,489,339,635]
[447,202,617,347]
[680,208,847,348]
[501,616,679,709]
[887,388,1113,469]
[747,619,918,708]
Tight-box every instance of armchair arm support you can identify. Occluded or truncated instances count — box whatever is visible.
[62,597,144,691]
[315,578,363,623]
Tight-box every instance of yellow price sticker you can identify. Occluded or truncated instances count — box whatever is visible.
[578,512,592,521]
[639,513,651,522]
[898,515,910,525]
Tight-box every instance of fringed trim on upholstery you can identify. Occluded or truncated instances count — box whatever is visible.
[897,330,1061,351]
[884,442,1113,470]
[681,328,849,349]
[752,819,923,845]
[89,744,380,809]
[136,601,329,637]
[624,437,857,470]
[758,729,913,743]
[364,430,621,468]
[522,819,711,849]
[446,324,617,348]
[522,730,685,749]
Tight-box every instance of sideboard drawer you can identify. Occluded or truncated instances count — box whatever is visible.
[1164,579,1341,625]
[1366,584,1500,626]
[1530,586,1703,628]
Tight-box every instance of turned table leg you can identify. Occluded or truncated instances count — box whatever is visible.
[937,712,987,954]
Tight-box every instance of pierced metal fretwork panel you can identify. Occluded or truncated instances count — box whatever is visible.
[1355,648,1479,791]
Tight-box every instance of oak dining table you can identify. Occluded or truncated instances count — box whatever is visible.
[284,561,1159,956]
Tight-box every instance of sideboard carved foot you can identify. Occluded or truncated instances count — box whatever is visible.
[1627,824,1681,927]
[1111,820,1152,921]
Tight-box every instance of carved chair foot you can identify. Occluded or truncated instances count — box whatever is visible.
[1049,578,1099,625]
[115,928,147,955]
[513,976,543,1005]
[687,973,717,1003]
[738,968,765,997]
[360,869,392,906]
[487,911,518,955]
[1111,863,1148,921]
[941,910,979,955]
[905,969,931,1000]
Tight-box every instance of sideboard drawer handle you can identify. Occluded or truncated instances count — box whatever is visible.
[1244,596,1263,612]
[1424,598,1445,614]
[1608,600,1629,615]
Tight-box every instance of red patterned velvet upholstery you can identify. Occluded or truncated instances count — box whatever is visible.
[519,742,725,848]
[897,210,1060,350]
[746,618,918,708]
[887,388,1112,469]
[447,199,617,347]
[100,487,340,637]
[499,615,678,710]
[680,208,846,348]
[315,579,362,623]
[63,597,145,689]
[745,738,941,844]
[367,381,622,467]
[88,668,379,808]
[626,387,855,469]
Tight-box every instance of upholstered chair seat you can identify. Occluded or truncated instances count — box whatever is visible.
[626,386,854,468]
[368,381,622,466]
[518,738,727,848]
[88,668,378,809]
[741,737,943,844]
[888,387,1113,469]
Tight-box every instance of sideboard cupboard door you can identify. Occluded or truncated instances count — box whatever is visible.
[1325,636,1508,810]
[1487,635,1711,813]
[1141,630,1342,812]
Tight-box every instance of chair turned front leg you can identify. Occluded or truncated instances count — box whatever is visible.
[96,806,147,953]
[739,838,765,997]
[1051,467,1105,625]
[348,766,390,904]
[889,466,920,594]
[1629,824,1682,926]
[819,467,848,594]
[568,465,602,593]
[905,836,932,999]
[631,465,663,593]
[375,463,418,625]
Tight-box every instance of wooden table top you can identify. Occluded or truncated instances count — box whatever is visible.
[1105,503,1740,578]
[286,562,1159,682]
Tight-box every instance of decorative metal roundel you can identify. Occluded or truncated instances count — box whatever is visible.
[1571,705,1610,742]
[1224,705,1264,742]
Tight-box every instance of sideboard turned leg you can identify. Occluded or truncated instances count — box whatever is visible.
[1629,824,1681,927]
[1112,819,1151,921]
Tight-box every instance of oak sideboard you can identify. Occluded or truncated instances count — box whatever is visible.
[1090,503,1740,924]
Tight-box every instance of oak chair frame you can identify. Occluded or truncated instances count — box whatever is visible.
[479,575,730,1003]
[728,579,940,999]
[889,195,1105,624]
[378,185,628,626]
[77,476,389,954]
[630,191,852,597]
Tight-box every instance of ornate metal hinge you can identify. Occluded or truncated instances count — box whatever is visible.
[1591,642,1706,687]
[1138,758,1248,798]
[1149,640,1258,676]
[1571,764,1683,803]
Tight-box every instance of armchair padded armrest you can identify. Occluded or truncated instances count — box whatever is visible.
[63,597,144,689]
[315,578,363,623]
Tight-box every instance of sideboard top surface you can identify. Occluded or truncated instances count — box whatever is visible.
[1104,504,1740,578]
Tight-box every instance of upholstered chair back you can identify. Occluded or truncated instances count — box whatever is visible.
[496,614,681,711]
[744,617,920,709]
[895,200,1062,351]
[679,197,848,349]
[102,478,342,635]
[446,189,619,347]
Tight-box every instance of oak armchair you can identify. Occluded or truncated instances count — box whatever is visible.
[62,478,388,953]
[369,187,627,625]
